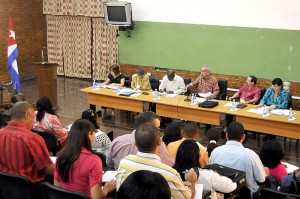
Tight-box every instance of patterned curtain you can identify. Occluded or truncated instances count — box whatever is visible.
[92,18,119,80]
[47,15,91,78]
[43,0,106,17]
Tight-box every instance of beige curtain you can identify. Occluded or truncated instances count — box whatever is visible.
[92,18,119,80]
[45,0,119,79]
[43,0,106,17]
[47,15,91,78]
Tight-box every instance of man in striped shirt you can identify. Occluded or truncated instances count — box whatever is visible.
[0,101,54,183]
[116,122,197,199]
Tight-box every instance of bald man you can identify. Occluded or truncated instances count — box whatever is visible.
[187,66,220,99]
[159,70,185,94]
[0,101,54,183]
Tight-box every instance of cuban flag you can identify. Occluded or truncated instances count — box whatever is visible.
[8,15,21,93]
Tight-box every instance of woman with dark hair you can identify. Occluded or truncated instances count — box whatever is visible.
[173,140,236,199]
[33,96,68,145]
[162,122,182,146]
[131,68,151,90]
[103,64,125,87]
[81,109,111,155]
[257,78,289,110]
[54,119,115,199]
[102,65,125,117]
[259,140,287,182]
[115,170,171,199]
[206,127,221,157]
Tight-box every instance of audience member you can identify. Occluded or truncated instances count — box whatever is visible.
[259,140,287,182]
[131,68,151,90]
[115,170,171,199]
[106,111,174,169]
[116,122,197,199]
[229,75,261,104]
[210,122,267,195]
[33,96,68,146]
[173,140,237,198]
[159,69,185,94]
[54,119,115,199]
[162,122,182,146]
[187,66,219,99]
[81,109,111,156]
[102,64,125,87]
[206,127,221,157]
[167,122,209,167]
[257,77,288,110]
[0,101,54,183]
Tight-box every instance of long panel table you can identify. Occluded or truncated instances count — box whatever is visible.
[81,87,300,139]
[231,104,300,139]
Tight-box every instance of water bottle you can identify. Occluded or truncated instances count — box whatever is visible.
[231,99,237,111]
[288,108,294,121]
[191,94,195,105]
[116,86,121,94]
[154,89,158,100]
[262,105,267,117]
[92,80,97,90]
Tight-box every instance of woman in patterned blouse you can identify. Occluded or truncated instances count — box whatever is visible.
[33,96,68,146]
[257,78,289,110]
[81,109,112,156]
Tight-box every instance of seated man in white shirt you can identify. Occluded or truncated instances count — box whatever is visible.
[159,70,185,94]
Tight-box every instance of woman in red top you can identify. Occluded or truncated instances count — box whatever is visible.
[54,119,115,199]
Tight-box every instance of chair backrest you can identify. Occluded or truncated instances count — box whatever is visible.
[149,76,159,91]
[183,78,191,86]
[42,182,89,199]
[32,129,60,156]
[123,74,132,88]
[255,188,300,199]
[217,80,227,100]
[107,131,113,141]
[0,171,34,199]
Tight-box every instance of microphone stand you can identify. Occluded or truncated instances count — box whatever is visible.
[184,90,191,102]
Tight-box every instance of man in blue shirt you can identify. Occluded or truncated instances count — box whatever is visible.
[210,122,267,195]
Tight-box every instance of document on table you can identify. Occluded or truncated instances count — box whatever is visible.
[50,156,57,164]
[103,171,117,182]
[224,102,233,107]
[195,97,207,103]
[198,92,211,98]
[247,108,271,117]
[282,162,299,174]
[194,184,203,199]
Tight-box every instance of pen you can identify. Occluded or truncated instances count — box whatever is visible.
[182,170,189,174]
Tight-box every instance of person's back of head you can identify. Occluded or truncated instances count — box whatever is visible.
[259,140,284,169]
[182,122,199,139]
[57,119,95,182]
[81,109,99,129]
[173,139,200,180]
[115,170,171,199]
[135,111,160,128]
[36,96,55,122]
[227,122,244,141]
[10,101,35,129]
[135,122,160,153]
[206,127,221,157]
[162,122,182,146]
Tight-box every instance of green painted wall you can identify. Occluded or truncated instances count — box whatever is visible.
[119,22,300,81]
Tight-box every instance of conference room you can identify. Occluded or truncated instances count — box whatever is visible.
[0,0,300,199]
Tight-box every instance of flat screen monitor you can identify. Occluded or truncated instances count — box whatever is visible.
[104,1,132,26]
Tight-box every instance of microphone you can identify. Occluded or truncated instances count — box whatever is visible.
[183,86,191,102]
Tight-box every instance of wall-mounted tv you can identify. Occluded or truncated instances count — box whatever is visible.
[104,1,132,26]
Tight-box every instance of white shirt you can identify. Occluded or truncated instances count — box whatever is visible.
[197,168,237,199]
[159,75,185,94]
[210,141,266,193]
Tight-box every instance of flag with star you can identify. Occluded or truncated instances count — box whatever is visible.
[7,15,21,93]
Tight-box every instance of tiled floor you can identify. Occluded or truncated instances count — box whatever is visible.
[14,77,300,166]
